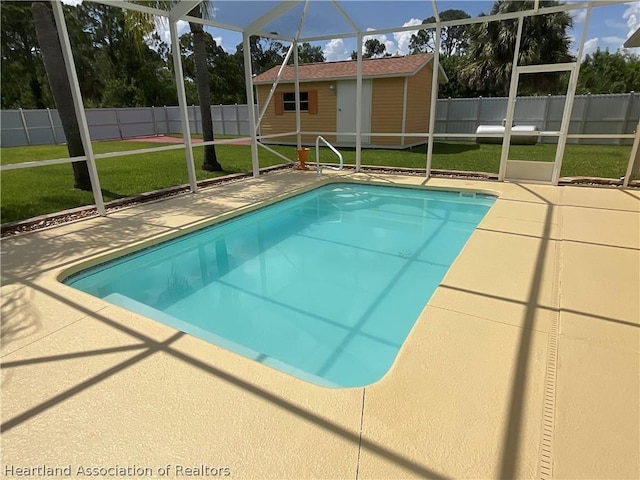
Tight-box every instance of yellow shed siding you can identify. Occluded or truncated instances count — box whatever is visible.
[370,77,404,146]
[256,64,434,148]
[404,65,432,141]
[256,82,336,144]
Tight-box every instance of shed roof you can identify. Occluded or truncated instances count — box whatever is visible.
[624,27,640,48]
[253,53,447,84]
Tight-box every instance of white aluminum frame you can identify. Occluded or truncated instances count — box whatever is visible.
[169,16,198,192]
[498,16,525,182]
[242,32,260,177]
[256,43,296,129]
[9,0,637,224]
[623,120,640,188]
[499,5,592,185]
[426,23,442,177]
[52,0,105,215]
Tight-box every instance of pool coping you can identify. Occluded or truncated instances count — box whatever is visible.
[55,177,501,283]
[58,180,499,389]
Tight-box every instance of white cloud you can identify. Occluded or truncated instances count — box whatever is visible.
[578,34,636,56]
[354,18,427,57]
[623,1,640,38]
[323,38,350,62]
[393,18,422,55]
[61,0,82,5]
[212,36,229,52]
[582,37,600,56]
[571,8,587,23]
[602,35,628,45]
[155,19,190,46]
[604,18,628,30]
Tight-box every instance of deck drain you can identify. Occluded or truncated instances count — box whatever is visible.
[538,235,562,480]
[538,313,559,480]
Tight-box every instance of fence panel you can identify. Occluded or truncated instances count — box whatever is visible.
[151,107,167,135]
[2,97,636,147]
[166,107,182,135]
[49,110,66,144]
[479,98,506,124]
[212,105,224,135]
[20,110,50,145]
[625,94,640,134]
[221,105,239,135]
[115,107,155,138]
[1,111,28,147]
[514,97,546,129]
[584,94,632,144]
[237,104,250,136]
[85,109,120,141]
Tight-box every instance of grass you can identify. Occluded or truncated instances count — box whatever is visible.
[333,142,631,178]
[0,140,286,223]
[0,139,632,224]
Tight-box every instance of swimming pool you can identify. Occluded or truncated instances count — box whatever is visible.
[64,183,495,387]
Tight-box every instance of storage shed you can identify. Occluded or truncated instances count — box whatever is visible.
[253,53,447,148]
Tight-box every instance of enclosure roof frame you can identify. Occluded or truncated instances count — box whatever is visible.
[45,0,636,215]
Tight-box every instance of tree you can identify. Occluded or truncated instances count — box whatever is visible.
[187,4,222,171]
[178,32,244,104]
[409,9,471,56]
[577,49,640,94]
[64,2,108,107]
[1,2,50,109]
[232,38,323,84]
[234,35,286,75]
[122,1,222,170]
[211,51,246,104]
[2,2,178,109]
[438,55,476,98]
[31,1,91,191]
[459,0,573,96]
[408,9,472,99]
[296,42,324,63]
[81,2,175,107]
[351,38,386,60]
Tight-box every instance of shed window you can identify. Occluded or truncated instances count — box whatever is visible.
[275,91,317,115]
[283,92,308,111]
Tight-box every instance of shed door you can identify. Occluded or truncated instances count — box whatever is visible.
[336,80,372,144]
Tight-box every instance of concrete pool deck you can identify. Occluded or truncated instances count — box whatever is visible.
[1,171,638,479]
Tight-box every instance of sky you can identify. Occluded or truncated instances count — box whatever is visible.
[64,1,640,61]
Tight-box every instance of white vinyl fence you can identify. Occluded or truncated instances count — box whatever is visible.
[1,93,637,147]
[0,104,259,148]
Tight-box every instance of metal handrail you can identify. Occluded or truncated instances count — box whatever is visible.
[315,135,343,175]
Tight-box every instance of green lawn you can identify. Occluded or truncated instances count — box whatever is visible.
[0,140,632,224]
[0,140,288,223]
[341,142,631,178]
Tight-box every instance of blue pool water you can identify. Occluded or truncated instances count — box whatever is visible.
[65,183,495,387]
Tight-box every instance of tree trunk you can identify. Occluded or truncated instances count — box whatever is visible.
[189,7,222,172]
[31,1,91,190]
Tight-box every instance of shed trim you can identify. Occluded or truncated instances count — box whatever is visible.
[402,76,408,146]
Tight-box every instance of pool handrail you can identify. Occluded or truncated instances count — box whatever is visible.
[315,136,343,175]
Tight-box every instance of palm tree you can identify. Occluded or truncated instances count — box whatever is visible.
[187,4,221,171]
[459,0,573,96]
[31,1,91,190]
[133,1,222,171]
